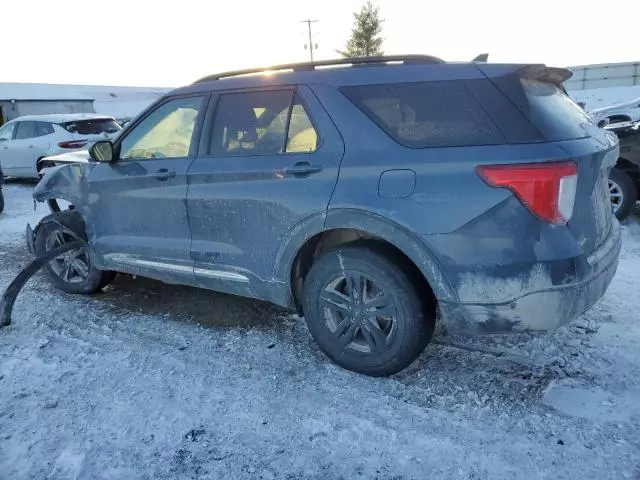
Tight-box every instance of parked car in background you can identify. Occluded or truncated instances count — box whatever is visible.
[605,120,640,219]
[590,97,640,127]
[29,56,621,376]
[0,114,121,179]
[0,162,4,214]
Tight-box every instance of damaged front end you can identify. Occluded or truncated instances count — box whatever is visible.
[26,162,95,255]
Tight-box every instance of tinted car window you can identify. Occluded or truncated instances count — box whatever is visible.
[61,119,122,135]
[210,90,294,155]
[0,123,16,142]
[14,121,37,140]
[341,81,505,148]
[491,75,592,142]
[519,79,591,141]
[120,96,204,160]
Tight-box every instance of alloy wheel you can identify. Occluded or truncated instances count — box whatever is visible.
[319,271,397,354]
[45,230,90,283]
[608,179,624,214]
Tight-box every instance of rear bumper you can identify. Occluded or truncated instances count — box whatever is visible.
[439,219,622,334]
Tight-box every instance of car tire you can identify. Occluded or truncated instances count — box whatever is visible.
[302,243,435,377]
[35,210,115,294]
[609,167,638,221]
[0,189,4,214]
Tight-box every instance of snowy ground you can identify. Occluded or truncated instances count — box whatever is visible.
[1,182,639,480]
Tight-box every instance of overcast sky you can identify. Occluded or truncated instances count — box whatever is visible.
[4,0,639,87]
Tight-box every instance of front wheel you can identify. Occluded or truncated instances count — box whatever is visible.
[609,168,638,221]
[302,244,435,377]
[34,211,115,294]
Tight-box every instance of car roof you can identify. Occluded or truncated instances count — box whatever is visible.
[4,113,115,125]
[171,56,540,97]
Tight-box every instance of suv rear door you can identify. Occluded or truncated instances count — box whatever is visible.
[186,85,344,297]
[87,95,207,283]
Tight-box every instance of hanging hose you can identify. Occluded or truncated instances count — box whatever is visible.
[0,240,86,328]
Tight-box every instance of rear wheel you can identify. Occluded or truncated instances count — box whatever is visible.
[609,167,638,220]
[35,211,115,294]
[0,189,4,214]
[302,244,435,377]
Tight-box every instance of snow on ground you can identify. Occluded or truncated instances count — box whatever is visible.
[0,182,639,480]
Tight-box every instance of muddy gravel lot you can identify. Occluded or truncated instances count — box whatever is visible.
[1,183,639,479]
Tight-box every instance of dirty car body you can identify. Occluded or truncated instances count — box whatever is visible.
[29,56,622,375]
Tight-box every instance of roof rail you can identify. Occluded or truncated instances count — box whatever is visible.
[193,54,445,84]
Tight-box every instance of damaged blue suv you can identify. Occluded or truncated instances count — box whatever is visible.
[29,55,621,376]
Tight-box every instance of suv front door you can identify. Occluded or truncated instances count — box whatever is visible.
[186,86,344,298]
[87,95,207,284]
[3,121,47,178]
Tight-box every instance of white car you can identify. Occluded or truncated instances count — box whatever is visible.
[589,96,640,127]
[0,113,121,179]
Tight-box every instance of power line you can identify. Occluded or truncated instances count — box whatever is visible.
[300,19,318,62]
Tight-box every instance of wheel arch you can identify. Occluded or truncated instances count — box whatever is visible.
[274,209,457,311]
[616,157,640,183]
[32,163,97,244]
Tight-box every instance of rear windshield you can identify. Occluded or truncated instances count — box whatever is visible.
[60,119,121,135]
[341,80,504,148]
[493,76,592,142]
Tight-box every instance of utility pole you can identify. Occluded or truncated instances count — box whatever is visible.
[300,19,318,62]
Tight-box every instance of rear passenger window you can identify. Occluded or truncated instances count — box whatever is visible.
[34,122,54,137]
[209,90,319,155]
[341,81,504,148]
[210,90,293,155]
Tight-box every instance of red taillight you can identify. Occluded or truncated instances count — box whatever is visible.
[58,140,88,149]
[476,162,578,225]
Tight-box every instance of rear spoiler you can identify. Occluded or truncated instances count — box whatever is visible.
[518,65,573,87]
[476,63,573,95]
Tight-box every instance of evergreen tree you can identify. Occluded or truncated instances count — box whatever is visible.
[339,2,384,57]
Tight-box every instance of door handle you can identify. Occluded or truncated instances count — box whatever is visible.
[282,161,323,178]
[154,168,176,181]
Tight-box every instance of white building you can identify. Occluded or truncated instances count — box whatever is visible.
[566,61,640,111]
[0,83,170,126]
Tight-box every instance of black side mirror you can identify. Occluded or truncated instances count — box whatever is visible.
[90,141,115,162]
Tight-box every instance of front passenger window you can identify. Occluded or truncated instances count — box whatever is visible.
[120,96,204,160]
[0,123,15,142]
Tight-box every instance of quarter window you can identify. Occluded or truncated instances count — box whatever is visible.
[209,90,319,156]
[286,93,318,153]
[120,96,204,160]
[341,81,504,148]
